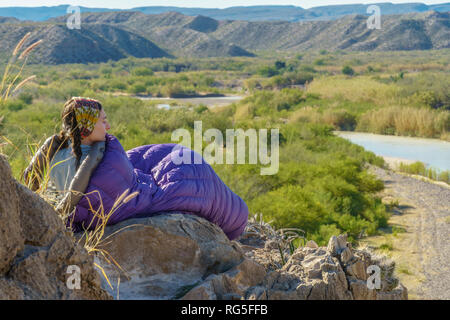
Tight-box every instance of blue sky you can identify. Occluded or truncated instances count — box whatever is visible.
[0,1,447,9]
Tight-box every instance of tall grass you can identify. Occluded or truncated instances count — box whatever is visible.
[0,33,42,161]
[289,107,357,131]
[356,106,450,140]
[306,75,401,105]
[304,73,450,140]
[75,188,139,291]
[397,161,450,184]
[0,32,42,104]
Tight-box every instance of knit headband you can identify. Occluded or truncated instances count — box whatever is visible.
[68,97,102,139]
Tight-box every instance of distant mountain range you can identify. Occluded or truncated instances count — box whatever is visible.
[0,3,449,22]
[0,10,448,64]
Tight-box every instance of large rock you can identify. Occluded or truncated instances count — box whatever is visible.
[0,156,24,274]
[15,183,65,246]
[181,258,267,300]
[94,218,407,300]
[93,213,245,299]
[0,154,110,300]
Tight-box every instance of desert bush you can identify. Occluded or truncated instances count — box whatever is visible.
[342,65,355,76]
[257,65,279,77]
[290,108,357,131]
[132,67,154,77]
[130,83,147,95]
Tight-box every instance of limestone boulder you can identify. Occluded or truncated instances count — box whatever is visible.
[0,154,110,300]
[93,213,245,299]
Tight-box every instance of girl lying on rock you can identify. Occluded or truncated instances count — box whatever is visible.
[24,97,249,240]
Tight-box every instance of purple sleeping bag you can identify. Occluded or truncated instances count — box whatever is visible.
[68,133,249,240]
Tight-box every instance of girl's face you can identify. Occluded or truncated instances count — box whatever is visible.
[81,109,111,145]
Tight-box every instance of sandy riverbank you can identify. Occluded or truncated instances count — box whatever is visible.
[381,156,450,189]
[382,156,416,170]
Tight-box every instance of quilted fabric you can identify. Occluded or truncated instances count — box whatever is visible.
[68,134,249,240]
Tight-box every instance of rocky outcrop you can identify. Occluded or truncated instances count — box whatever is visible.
[0,154,110,299]
[187,235,406,300]
[91,213,245,299]
[95,215,407,300]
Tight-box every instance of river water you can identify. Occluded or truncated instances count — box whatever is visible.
[137,95,244,109]
[335,131,450,172]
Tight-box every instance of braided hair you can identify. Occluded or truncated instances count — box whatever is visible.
[57,97,103,171]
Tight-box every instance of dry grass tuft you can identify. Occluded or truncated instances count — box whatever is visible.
[244,213,306,265]
[0,33,42,103]
[73,188,139,292]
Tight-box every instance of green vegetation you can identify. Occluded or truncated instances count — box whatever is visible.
[379,241,394,251]
[392,226,407,236]
[0,32,41,104]
[3,50,447,140]
[305,73,450,140]
[398,161,450,184]
[1,49,449,246]
[0,87,389,246]
[397,264,413,275]
[342,65,355,76]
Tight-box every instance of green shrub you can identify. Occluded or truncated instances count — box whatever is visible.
[342,66,355,76]
[299,65,317,73]
[18,92,33,104]
[413,90,446,109]
[286,72,314,85]
[275,60,286,70]
[311,224,341,245]
[5,100,26,112]
[268,75,289,89]
[323,109,357,130]
[314,58,326,66]
[194,104,209,114]
[132,67,154,76]
[438,171,450,183]
[130,83,146,94]
[257,66,279,77]
[109,80,127,91]
[250,184,328,234]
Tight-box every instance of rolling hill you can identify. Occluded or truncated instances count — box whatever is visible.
[0,10,448,64]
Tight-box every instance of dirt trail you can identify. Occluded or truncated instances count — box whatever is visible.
[368,165,450,300]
